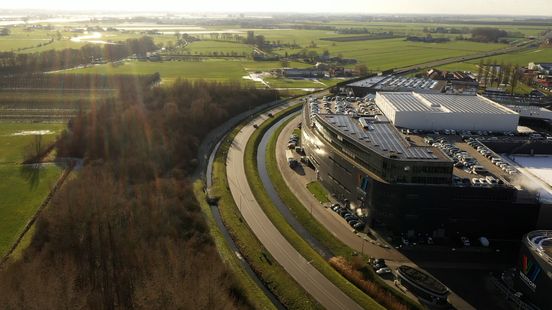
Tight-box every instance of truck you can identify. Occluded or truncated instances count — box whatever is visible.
[286,150,297,168]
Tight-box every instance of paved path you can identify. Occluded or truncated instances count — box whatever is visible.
[226,100,364,310]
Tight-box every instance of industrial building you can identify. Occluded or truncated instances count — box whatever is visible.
[301,94,541,238]
[375,92,520,132]
[515,230,552,310]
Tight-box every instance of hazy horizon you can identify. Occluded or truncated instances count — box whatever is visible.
[1,0,552,17]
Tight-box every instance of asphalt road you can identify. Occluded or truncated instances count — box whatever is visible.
[226,100,364,310]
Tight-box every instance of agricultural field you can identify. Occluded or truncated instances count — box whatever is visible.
[66,59,313,86]
[272,37,508,71]
[0,122,65,163]
[0,122,65,257]
[0,163,63,257]
[0,89,117,121]
[182,40,254,55]
[438,47,552,72]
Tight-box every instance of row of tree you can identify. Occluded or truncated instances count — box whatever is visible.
[0,79,279,308]
[0,36,157,74]
[477,59,522,94]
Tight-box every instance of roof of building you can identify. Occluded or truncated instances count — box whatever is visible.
[348,75,445,92]
[377,92,518,115]
[317,114,446,161]
[526,230,552,266]
[506,105,552,121]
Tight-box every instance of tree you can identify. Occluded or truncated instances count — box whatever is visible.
[0,28,11,36]
[482,61,490,88]
[497,61,505,86]
[281,60,290,68]
[355,64,368,76]
[477,60,484,84]
[510,65,521,95]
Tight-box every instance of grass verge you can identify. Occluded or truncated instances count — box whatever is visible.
[193,181,275,310]
[245,106,386,310]
[306,181,331,204]
[265,114,424,310]
[210,117,320,309]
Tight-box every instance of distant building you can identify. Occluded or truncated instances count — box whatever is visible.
[282,68,326,78]
[529,62,552,75]
[345,75,446,97]
[426,69,479,95]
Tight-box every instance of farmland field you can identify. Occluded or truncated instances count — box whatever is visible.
[66,59,312,85]
[182,40,254,55]
[0,122,65,257]
[0,122,65,163]
[438,48,552,72]
[0,163,63,257]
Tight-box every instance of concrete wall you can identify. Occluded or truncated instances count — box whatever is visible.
[393,111,519,132]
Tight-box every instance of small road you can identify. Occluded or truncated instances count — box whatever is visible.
[226,100,364,310]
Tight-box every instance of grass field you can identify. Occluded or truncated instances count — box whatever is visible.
[66,59,317,87]
[438,47,552,72]
[306,181,330,204]
[183,40,254,55]
[0,163,63,257]
[0,123,65,163]
[273,37,508,71]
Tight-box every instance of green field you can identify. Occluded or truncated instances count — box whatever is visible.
[438,47,552,72]
[183,40,254,55]
[67,59,313,86]
[0,123,65,163]
[0,122,65,257]
[0,164,63,257]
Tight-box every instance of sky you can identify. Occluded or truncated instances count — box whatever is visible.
[2,0,552,16]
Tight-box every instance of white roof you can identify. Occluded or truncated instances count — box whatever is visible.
[378,92,517,115]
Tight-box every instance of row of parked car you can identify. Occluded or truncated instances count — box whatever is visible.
[465,138,519,176]
[330,203,365,231]
[427,137,487,175]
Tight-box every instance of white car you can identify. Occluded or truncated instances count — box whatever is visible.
[376,267,392,275]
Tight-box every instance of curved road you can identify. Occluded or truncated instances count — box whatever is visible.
[226,100,364,310]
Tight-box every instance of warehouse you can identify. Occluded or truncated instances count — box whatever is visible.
[375,92,519,132]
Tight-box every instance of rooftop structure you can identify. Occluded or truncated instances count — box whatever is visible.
[506,105,552,121]
[346,75,446,96]
[317,114,442,161]
[375,92,519,132]
[529,62,552,75]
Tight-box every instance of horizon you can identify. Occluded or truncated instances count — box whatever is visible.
[1,0,552,17]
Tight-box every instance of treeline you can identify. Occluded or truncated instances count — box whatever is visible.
[0,80,279,308]
[405,35,450,43]
[476,59,522,94]
[470,27,508,43]
[0,73,160,89]
[0,36,157,74]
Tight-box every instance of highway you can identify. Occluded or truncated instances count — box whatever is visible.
[226,100,364,310]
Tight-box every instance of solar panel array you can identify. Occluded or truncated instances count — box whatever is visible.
[323,115,438,160]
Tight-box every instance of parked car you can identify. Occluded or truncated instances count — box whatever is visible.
[376,267,392,275]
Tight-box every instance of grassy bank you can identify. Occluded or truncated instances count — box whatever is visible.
[306,181,331,204]
[210,117,319,309]
[244,106,386,310]
[193,181,276,310]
